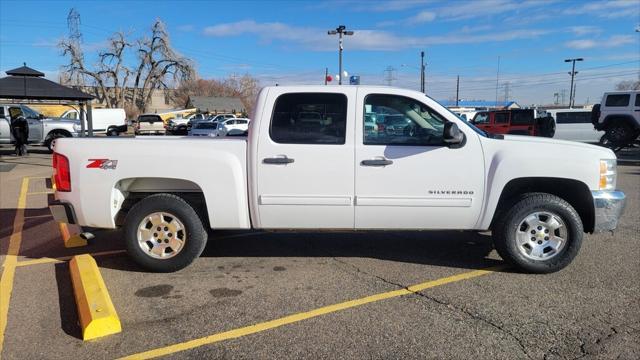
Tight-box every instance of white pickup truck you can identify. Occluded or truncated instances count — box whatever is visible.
[50,86,626,273]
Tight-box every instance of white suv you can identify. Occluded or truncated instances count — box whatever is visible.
[592,90,640,149]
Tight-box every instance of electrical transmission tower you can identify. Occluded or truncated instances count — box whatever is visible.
[503,81,510,103]
[383,66,397,86]
[560,89,567,106]
[66,8,84,85]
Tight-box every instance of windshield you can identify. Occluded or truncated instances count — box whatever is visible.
[196,122,216,129]
[432,97,488,137]
[21,105,41,119]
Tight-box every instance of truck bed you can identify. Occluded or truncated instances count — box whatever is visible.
[53,136,250,229]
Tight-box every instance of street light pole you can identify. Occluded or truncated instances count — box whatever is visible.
[328,25,354,85]
[420,51,425,93]
[564,58,583,108]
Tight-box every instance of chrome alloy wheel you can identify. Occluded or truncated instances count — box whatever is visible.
[137,212,186,259]
[515,211,568,261]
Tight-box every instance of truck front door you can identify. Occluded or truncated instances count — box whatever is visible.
[354,91,484,229]
[255,89,356,229]
[21,105,43,142]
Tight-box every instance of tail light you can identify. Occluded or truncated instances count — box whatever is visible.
[378,123,385,132]
[53,152,71,192]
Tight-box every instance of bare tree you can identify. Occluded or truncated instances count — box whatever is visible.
[615,79,640,91]
[172,74,260,116]
[59,19,194,113]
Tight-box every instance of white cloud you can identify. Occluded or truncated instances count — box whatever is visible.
[568,26,601,36]
[407,10,437,24]
[564,0,640,18]
[203,20,548,51]
[177,24,195,32]
[565,34,636,49]
[565,39,597,49]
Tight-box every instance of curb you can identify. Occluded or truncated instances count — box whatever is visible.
[59,222,88,248]
[69,254,121,341]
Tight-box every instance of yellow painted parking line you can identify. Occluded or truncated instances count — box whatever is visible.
[0,177,29,357]
[69,254,122,340]
[14,250,127,268]
[120,266,502,359]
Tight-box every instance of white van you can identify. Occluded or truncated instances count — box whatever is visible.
[544,108,603,143]
[61,108,126,136]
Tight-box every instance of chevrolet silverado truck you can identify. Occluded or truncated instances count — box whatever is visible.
[50,86,626,273]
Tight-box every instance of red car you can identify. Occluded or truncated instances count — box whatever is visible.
[470,109,554,137]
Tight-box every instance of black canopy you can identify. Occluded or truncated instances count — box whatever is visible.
[0,64,93,101]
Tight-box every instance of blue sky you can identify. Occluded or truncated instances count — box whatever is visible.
[1,0,638,104]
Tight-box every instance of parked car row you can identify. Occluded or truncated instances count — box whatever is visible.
[132,112,250,137]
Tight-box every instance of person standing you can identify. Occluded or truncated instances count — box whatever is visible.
[11,115,29,156]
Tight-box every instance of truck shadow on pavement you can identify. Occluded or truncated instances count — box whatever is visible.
[96,229,502,273]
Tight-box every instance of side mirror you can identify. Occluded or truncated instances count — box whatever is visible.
[443,122,465,147]
[38,114,45,120]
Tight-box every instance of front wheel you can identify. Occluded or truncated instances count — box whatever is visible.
[493,193,583,273]
[123,194,208,272]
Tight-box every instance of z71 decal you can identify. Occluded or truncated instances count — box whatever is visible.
[86,159,118,170]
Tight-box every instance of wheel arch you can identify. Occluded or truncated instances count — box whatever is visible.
[601,115,639,130]
[490,177,594,233]
[112,177,209,228]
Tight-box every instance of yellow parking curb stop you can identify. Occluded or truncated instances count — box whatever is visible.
[69,254,121,341]
[59,222,88,248]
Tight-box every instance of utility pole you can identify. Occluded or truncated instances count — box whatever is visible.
[564,57,583,108]
[455,75,460,107]
[383,66,397,86]
[495,56,501,107]
[328,25,354,85]
[324,67,328,85]
[420,51,425,93]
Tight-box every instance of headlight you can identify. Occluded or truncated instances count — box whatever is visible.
[599,159,616,190]
[73,123,81,132]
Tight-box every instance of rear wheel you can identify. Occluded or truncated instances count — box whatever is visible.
[107,127,119,136]
[493,193,583,273]
[123,194,208,272]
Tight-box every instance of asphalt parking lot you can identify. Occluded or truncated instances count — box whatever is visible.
[1,145,639,359]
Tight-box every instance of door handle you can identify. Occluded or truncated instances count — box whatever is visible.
[361,158,393,166]
[263,155,295,164]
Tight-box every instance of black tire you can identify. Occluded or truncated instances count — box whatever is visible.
[604,123,636,147]
[123,193,208,272]
[493,193,583,273]
[107,127,119,136]
[44,132,66,153]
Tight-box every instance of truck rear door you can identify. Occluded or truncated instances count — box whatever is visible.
[255,88,356,229]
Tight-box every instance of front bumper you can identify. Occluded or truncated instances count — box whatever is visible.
[49,200,77,224]
[591,190,626,232]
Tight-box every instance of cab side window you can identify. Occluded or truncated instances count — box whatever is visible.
[364,94,445,146]
[473,113,489,124]
[270,93,347,145]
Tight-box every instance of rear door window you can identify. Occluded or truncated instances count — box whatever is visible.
[494,112,508,124]
[605,94,630,107]
[511,111,533,125]
[138,115,161,123]
[270,93,347,145]
[635,94,640,106]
